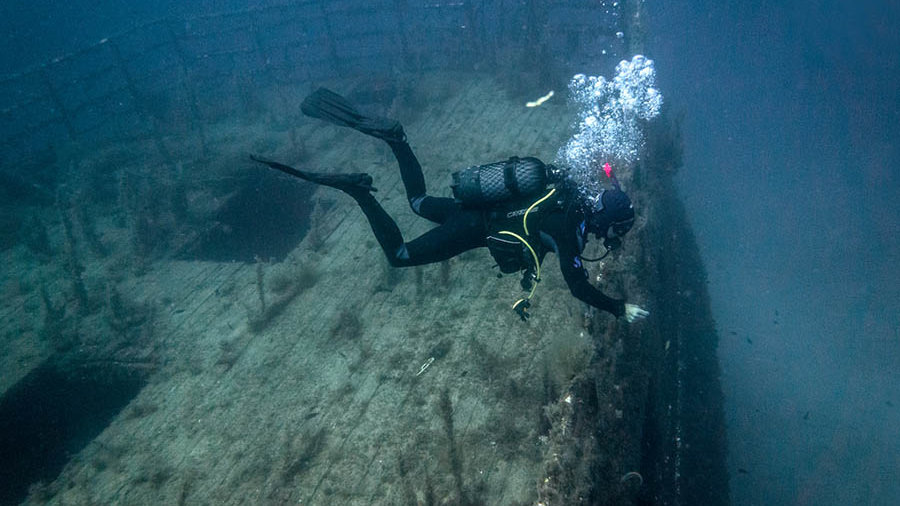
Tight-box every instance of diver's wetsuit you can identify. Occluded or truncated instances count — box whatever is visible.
[345,138,627,318]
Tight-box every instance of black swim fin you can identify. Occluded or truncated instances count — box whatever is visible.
[301,88,406,142]
[250,155,377,195]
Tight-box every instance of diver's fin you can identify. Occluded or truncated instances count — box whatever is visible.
[250,155,377,194]
[301,88,406,143]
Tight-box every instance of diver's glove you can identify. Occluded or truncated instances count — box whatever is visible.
[624,303,650,323]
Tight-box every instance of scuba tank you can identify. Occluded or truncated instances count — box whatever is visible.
[451,156,552,208]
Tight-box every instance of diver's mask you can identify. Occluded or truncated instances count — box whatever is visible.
[602,215,635,251]
[583,189,635,260]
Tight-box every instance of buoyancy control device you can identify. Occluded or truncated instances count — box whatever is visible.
[451,157,567,320]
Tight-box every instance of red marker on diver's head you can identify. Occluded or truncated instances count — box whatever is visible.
[602,162,622,190]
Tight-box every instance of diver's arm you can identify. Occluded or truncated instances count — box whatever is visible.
[542,208,625,317]
[556,246,626,317]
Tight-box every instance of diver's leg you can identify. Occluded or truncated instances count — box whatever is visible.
[301,88,451,223]
[386,140,426,203]
[353,192,485,267]
[386,139,458,224]
[251,155,467,266]
[389,209,487,267]
[415,196,459,224]
[350,192,407,265]
[298,88,455,223]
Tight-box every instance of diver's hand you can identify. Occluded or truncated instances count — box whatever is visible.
[624,303,649,323]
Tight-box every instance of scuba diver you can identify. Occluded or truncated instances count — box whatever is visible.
[252,88,649,323]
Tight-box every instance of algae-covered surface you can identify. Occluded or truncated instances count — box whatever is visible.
[2,74,672,505]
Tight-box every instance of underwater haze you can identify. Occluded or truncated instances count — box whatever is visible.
[0,1,269,75]
[1,0,898,505]
[647,0,900,505]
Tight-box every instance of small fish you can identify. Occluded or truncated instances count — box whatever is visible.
[803,411,810,420]
[746,337,753,345]
[737,468,749,475]
[729,331,737,336]
[887,400,894,407]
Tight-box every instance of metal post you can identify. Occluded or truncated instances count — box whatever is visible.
[39,67,78,143]
[462,0,487,69]
[249,10,270,79]
[393,0,411,72]
[318,3,340,73]
[165,18,209,158]
[108,40,175,169]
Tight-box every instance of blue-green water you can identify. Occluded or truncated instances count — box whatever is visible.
[1,1,897,505]
[647,1,900,504]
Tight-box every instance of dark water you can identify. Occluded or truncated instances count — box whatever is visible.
[0,1,261,75]
[183,172,315,263]
[646,1,900,504]
[3,1,898,504]
[0,364,145,505]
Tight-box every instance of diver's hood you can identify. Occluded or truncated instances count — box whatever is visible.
[587,188,635,238]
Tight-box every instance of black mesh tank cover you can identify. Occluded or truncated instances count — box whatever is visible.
[451,157,548,207]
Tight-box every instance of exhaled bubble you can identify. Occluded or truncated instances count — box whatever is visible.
[556,55,663,209]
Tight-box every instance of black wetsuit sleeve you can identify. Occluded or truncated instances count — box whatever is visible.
[554,219,626,318]
[557,245,626,317]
